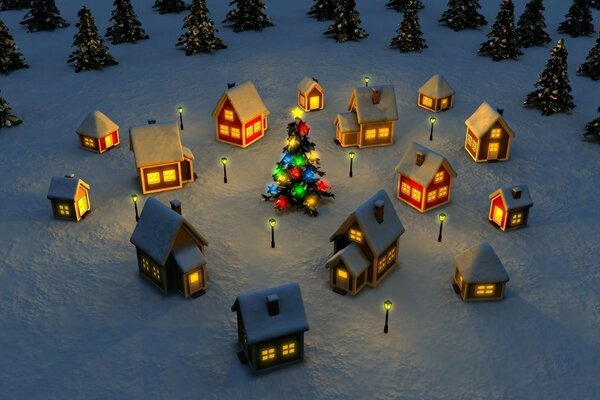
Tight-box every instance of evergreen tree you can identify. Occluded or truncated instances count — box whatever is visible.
[478,0,522,61]
[0,18,28,74]
[389,0,427,52]
[385,0,423,13]
[307,0,336,21]
[591,1,600,11]
[577,35,600,80]
[524,39,575,116]
[177,0,226,55]
[584,108,600,139]
[106,0,149,44]
[153,0,188,14]
[0,0,31,11]
[324,0,367,42]
[0,93,22,128]
[262,118,334,217]
[516,0,551,48]
[223,0,273,32]
[67,7,118,73]
[20,0,69,32]
[439,0,487,31]
[557,0,594,38]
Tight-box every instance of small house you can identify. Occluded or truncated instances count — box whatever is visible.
[334,85,398,148]
[417,75,455,112]
[231,282,309,372]
[453,242,509,302]
[212,81,270,148]
[395,142,457,213]
[326,190,405,295]
[130,198,209,299]
[465,102,515,162]
[76,110,120,153]
[296,77,324,112]
[129,122,195,195]
[489,184,533,231]
[47,174,91,221]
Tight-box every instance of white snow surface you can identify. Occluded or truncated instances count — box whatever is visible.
[1,1,599,399]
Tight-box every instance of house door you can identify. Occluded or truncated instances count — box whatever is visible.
[488,142,499,160]
[188,270,203,294]
[309,96,320,110]
[77,195,88,217]
[493,205,504,226]
[335,267,349,291]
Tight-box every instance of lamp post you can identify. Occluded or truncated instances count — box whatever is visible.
[178,106,184,130]
[438,213,446,242]
[269,218,277,248]
[131,194,139,222]
[348,151,355,178]
[221,157,228,184]
[364,76,370,87]
[429,116,437,141]
[383,300,392,334]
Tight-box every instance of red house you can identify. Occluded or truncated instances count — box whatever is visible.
[76,110,119,153]
[489,185,533,231]
[395,142,457,213]
[212,81,270,148]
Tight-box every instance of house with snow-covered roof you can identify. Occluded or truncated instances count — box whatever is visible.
[465,102,515,162]
[76,110,120,153]
[296,76,324,112]
[47,174,91,221]
[489,184,533,231]
[417,75,455,112]
[326,189,405,295]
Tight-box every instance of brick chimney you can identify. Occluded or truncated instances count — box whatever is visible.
[371,88,381,104]
[511,188,522,199]
[374,199,385,224]
[416,152,425,166]
[65,173,75,179]
[267,294,280,316]
[170,199,182,215]
[496,108,504,116]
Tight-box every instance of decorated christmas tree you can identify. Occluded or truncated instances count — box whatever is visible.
[516,0,551,48]
[557,0,594,38]
[177,0,226,55]
[324,0,367,42]
[67,7,118,73]
[478,0,522,61]
[106,0,149,44]
[0,0,31,11]
[390,0,427,52]
[524,39,575,116]
[578,35,600,80]
[307,0,336,21]
[223,0,273,32]
[439,0,487,31]
[153,0,188,14]
[20,0,69,32]
[385,0,423,13]
[0,93,22,128]
[0,18,28,74]
[262,116,334,217]
[584,108,600,139]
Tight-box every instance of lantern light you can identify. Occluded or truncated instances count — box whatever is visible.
[178,106,184,130]
[430,116,437,125]
[383,299,392,333]
[439,213,447,222]
[269,218,277,228]
[131,194,138,203]
[131,193,139,222]
[221,157,228,166]
[384,300,393,311]
[364,76,370,87]
[269,218,277,248]
[348,151,356,160]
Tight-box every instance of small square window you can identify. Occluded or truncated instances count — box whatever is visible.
[401,182,411,196]
[411,188,421,202]
[147,172,160,185]
[434,171,445,184]
[163,169,177,182]
[422,96,433,107]
[219,125,229,136]
[224,110,234,121]
[231,128,241,139]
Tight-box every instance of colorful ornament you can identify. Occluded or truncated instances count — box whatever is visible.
[274,195,290,210]
[303,194,319,208]
[291,183,307,199]
[272,165,286,177]
[303,168,318,183]
[297,121,310,136]
[281,152,294,165]
[267,184,278,195]
[289,167,303,180]
[276,172,290,185]
[288,136,300,150]
[316,180,330,193]
[292,154,306,167]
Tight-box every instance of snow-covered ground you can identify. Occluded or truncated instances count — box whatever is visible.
[1,1,599,399]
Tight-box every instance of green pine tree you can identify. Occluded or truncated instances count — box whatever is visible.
[478,0,522,61]
[68,7,118,73]
[324,0,368,42]
[20,0,69,32]
[390,0,427,52]
[385,0,423,13]
[0,18,28,74]
[558,0,594,38]
[0,0,31,11]
[0,93,22,128]
[223,0,273,32]
[577,35,600,80]
[439,0,487,31]
[584,108,600,139]
[177,0,226,55]
[153,0,188,14]
[516,0,551,48]
[307,0,336,21]
[591,0,599,10]
[106,0,149,44]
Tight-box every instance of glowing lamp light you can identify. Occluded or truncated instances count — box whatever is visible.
[438,213,447,242]
[384,300,393,311]
[178,106,184,130]
[429,116,437,141]
[178,106,183,114]
[269,218,277,248]
[430,116,437,125]
[221,157,228,183]
[269,218,277,228]
[131,194,138,203]
[348,151,356,160]
[131,193,139,222]
[383,299,392,333]
[221,157,228,166]
[292,107,304,120]
[364,76,370,87]
[439,213,446,222]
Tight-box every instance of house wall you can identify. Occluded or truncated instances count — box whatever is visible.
[79,135,99,152]
[216,97,243,146]
[253,333,303,371]
[464,282,505,301]
[489,196,507,229]
[397,175,424,211]
[307,86,323,110]
[298,92,306,110]
[358,122,394,148]
[139,162,183,194]
[244,114,264,146]
[465,129,479,160]
[137,249,169,295]
[506,207,531,230]
[424,165,452,211]
[181,157,194,183]
[477,121,510,161]
[437,96,453,111]
[50,199,76,221]
[418,93,436,111]
[373,240,399,285]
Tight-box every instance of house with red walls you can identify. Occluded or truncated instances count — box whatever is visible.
[488,185,533,231]
[76,110,119,153]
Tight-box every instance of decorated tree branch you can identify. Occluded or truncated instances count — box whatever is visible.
[577,35,600,80]
[0,18,28,74]
[324,0,367,42]
[478,0,522,61]
[516,0,551,48]
[223,0,273,32]
[177,0,226,55]
[390,0,427,52]
[106,0,149,44]
[20,0,69,32]
[439,0,487,31]
[558,0,594,38]
[153,0,188,14]
[307,0,336,21]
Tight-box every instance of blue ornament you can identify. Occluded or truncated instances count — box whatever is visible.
[281,152,294,165]
[303,169,317,183]
[267,184,278,195]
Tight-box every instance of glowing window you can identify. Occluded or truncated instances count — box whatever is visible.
[475,284,495,296]
[147,172,160,185]
[488,142,499,153]
[467,134,478,150]
[427,190,437,203]
[189,272,199,283]
[282,342,296,356]
[349,229,362,243]
[246,125,254,138]
[387,247,396,263]
[411,188,421,202]
[422,96,433,107]
[77,196,88,216]
[83,137,95,148]
[141,257,150,272]
[377,258,386,273]
[309,96,320,109]
[337,269,348,279]
[438,186,448,198]
[493,206,504,225]
[253,121,262,133]
[163,169,177,182]
[58,204,70,216]
[434,171,445,183]
[365,129,376,140]
[441,98,449,107]
[231,128,241,139]
[152,265,161,281]
[511,212,523,225]
[219,124,229,136]
[224,110,234,121]
[261,347,275,361]
[378,127,390,138]
[491,128,502,139]
[401,182,411,196]
[105,134,113,148]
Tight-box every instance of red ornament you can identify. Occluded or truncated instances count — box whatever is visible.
[316,180,330,193]
[289,167,303,180]
[274,195,290,210]
[297,121,310,136]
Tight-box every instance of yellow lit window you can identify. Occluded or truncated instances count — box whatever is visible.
[427,190,437,203]
[246,125,254,138]
[488,142,499,153]
[434,171,445,183]
[401,182,411,195]
[299,95,305,107]
[467,135,478,150]
[147,172,160,185]
[231,128,241,139]
[189,272,199,283]
[411,188,421,202]
[224,109,234,121]
[438,186,448,198]
[458,274,463,285]
[377,258,386,273]
[261,347,275,361]
[511,212,523,225]
[219,124,229,136]
[282,342,296,356]
[441,98,449,108]
[141,257,150,272]
[475,284,495,296]
[253,121,262,133]
[83,137,95,148]
[349,229,362,243]
[378,127,390,138]
[337,269,348,279]
[422,96,433,107]
[491,128,502,139]
[105,134,113,148]
[387,247,396,263]
[309,96,320,109]
[152,265,161,281]
[163,169,177,182]
[365,129,376,140]
[58,204,70,216]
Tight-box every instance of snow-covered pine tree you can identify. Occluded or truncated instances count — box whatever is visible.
[390,0,427,52]
[524,39,575,116]
[0,0,31,11]
[584,108,600,139]
[67,6,118,73]
[20,0,69,32]
[557,0,594,38]
[0,18,28,74]
[324,0,367,42]
[439,0,487,31]
[223,0,273,32]
[516,0,551,48]
[153,0,188,14]
[591,0,600,10]
[106,0,149,44]
[385,0,423,13]
[177,0,226,55]
[307,0,336,21]
[0,92,22,128]
[577,35,600,80]
[478,0,522,61]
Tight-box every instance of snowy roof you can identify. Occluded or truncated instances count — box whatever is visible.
[454,242,509,283]
[350,85,398,124]
[296,76,324,94]
[330,189,405,257]
[489,184,533,210]
[173,243,206,274]
[76,110,119,138]
[336,112,360,133]
[211,81,270,123]
[47,175,90,201]
[465,102,515,139]
[325,243,371,277]
[129,122,185,169]
[418,75,455,98]
[182,146,194,161]
[395,142,457,187]
[130,198,208,266]
[231,282,309,345]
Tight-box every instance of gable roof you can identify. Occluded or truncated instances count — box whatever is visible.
[325,243,371,277]
[47,176,90,201]
[349,85,398,124]
[335,112,360,133]
[418,75,455,98]
[395,142,457,187]
[454,242,509,283]
[130,197,208,266]
[330,189,405,257]
[211,81,270,123]
[231,282,309,345]
[129,122,186,169]
[489,184,533,210]
[465,102,515,139]
[296,76,324,94]
[76,110,119,138]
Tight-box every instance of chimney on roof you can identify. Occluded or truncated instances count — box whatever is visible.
[65,173,75,179]
[496,108,504,116]
[267,294,280,316]
[371,88,381,105]
[147,119,156,125]
[511,188,522,199]
[227,82,236,89]
[170,199,182,215]
[312,77,319,83]
[374,199,385,224]
[416,152,425,166]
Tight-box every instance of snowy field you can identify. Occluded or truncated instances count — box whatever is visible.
[1,1,599,399]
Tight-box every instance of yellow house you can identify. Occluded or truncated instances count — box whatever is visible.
[296,77,325,112]
[417,75,455,112]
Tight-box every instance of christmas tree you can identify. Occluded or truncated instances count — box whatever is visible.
[385,0,423,13]
[67,7,118,73]
[478,0,522,61]
[584,108,600,139]
[0,18,28,74]
[389,0,427,52]
[262,116,334,217]
[324,0,368,42]
[0,0,31,11]
[578,35,600,80]
[20,0,69,32]
[177,0,226,55]
[524,39,575,116]
[439,0,487,31]
[106,0,149,44]
[307,0,336,21]
[0,92,22,128]
[223,0,273,32]
[557,0,594,38]
[516,0,551,48]
[153,0,188,14]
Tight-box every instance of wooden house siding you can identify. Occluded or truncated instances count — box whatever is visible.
[489,195,506,228]
[465,129,479,160]
[51,200,75,220]
[475,122,511,162]
[507,208,530,229]
[139,162,183,194]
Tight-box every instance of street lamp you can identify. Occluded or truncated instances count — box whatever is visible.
[221,157,228,184]
[269,218,277,248]
[131,193,139,222]
[348,151,356,178]
[364,76,370,87]
[438,213,446,242]
[383,300,393,334]
[178,106,184,130]
[429,116,437,141]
